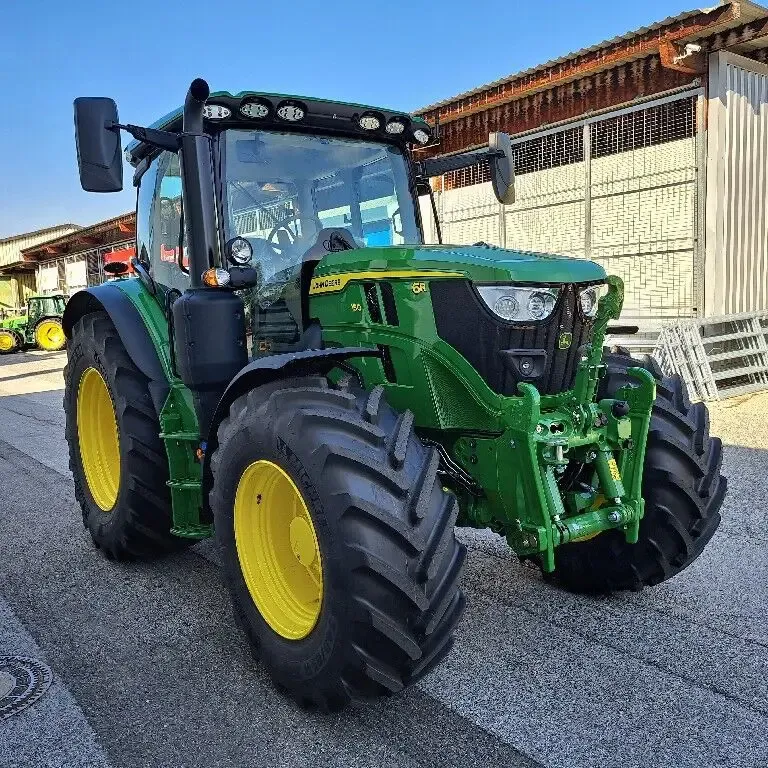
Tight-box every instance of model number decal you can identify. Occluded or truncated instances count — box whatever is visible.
[607,457,621,481]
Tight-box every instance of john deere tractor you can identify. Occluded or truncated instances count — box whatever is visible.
[0,294,67,354]
[64,79,725,710]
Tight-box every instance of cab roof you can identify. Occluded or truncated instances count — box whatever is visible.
[125,90,432,166]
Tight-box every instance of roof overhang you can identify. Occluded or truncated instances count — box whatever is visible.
[416,2,768,126]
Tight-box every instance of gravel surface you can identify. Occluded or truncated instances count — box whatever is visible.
[1,350,767,768]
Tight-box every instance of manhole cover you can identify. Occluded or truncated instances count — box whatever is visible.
[0,656,53,720]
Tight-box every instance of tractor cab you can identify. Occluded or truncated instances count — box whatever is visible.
[80,83,513,361]
[28,294,66,325]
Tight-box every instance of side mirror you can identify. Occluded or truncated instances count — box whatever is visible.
[74,97,123,192]
[488,132,515,205]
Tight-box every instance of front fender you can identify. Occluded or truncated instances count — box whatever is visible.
[201,347,380,509]
[63,284,170,413]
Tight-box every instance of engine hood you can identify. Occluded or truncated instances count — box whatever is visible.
[312,244,606,285]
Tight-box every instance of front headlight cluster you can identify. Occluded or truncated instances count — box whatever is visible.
[477,286,560,322]
[477,284,605,322]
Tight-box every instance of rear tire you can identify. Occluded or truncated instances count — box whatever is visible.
[210,377,466,710]
[64,311,187,559]
[549,353,726,592]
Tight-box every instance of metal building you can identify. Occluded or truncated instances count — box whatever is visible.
[19,213,136,296]
[0,224,80,310]
[415,1,768,327]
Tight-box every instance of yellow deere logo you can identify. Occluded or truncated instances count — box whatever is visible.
[412,281,427,295]
[558,332,573,350]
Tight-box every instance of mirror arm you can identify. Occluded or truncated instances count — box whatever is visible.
[107,121,180,153]
[415,146,503,180]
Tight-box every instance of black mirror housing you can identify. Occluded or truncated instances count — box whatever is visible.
[488,132,515,205]
[74,97,123,192]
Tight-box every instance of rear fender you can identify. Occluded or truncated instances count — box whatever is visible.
[63,284,170,414]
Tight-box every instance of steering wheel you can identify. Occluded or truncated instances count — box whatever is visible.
[267,212,319,257]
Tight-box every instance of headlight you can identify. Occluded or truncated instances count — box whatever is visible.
[477,286,560,322]
[578,285,602,318]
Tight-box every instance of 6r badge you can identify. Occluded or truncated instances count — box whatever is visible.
[558,332,573,350]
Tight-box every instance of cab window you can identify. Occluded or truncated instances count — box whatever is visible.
[135,151,189,294]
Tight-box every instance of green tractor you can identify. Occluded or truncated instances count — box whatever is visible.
[64,79,725,710]
[0,294,67,354]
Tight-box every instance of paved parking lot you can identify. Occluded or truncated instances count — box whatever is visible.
[1,350,767,768]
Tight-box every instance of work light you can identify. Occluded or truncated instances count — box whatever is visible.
[359,114,381,130]
[276,102,305,121]
[385,119,406,134]
[203,104,231,119]
[240,101,270,119]
[226,236,253,266]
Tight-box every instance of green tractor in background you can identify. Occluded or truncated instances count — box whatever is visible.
[64,79,725,710]
[0,294,67,354]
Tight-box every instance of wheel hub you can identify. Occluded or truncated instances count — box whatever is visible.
[77,367,121,511]
[234,460,323,640]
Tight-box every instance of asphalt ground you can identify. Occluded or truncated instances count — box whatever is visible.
[1,350,767,768]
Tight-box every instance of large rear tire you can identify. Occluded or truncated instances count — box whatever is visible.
[549,352,726,592]
[64,311,186,559]
[210,377,466,710]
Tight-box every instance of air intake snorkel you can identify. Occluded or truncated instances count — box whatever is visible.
[183,77,209,135]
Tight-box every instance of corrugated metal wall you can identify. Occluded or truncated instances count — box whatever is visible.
[706,51,768,316]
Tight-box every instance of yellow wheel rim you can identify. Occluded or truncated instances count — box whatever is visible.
[77,367,121,511]
[234,460,323,640]
[35,320,65,350]
[0,331,15,351]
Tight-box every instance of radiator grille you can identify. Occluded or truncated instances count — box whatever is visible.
[430,280,595,396]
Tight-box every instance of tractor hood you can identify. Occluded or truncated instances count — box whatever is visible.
[312,244,606,285]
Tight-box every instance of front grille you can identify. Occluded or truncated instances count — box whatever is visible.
[430,280,595,396]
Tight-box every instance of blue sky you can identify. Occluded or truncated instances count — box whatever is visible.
[0,0,693,237]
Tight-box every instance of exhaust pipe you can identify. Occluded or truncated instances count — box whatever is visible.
[183,78,210,135]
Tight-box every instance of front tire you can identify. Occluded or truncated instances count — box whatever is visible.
[210,378,466,710]
[0,329,20,354]
[64,311,186,559]
[550,353,726,592]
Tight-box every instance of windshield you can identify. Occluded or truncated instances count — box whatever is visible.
[222,129,421,355]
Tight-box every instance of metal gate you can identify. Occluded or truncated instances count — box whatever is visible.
[426,90,704,325]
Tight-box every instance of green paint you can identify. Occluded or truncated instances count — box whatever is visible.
[312,256,655,571]
[101,251,652,568]
[110,279,209,539]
